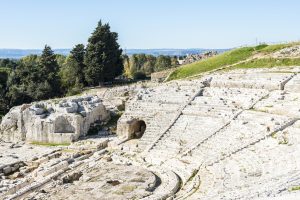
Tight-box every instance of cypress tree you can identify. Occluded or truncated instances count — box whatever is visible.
[84,21,123,86]
[38,45,61,98]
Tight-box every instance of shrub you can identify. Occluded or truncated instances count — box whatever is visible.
[133,71,147,80]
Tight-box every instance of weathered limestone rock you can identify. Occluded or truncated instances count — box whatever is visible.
[254,90,300,118]
[210,71,294,90]
[285,73,300,92]
[0,96,110,143]
[117,80,205,143]
[272,45,300,58]
[84,82,159,112]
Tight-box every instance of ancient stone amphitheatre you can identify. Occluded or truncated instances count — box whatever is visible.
[1,47,300,200]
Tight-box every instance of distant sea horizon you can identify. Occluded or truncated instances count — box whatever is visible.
[0,48,229,59]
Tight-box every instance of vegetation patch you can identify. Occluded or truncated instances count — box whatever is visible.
[30,141,70,146]
[120,185,137,192]
[257,42,300,54]
[106,111,123,127]
[167,42,300,80]
[289,185,300,191]
[271,132,277,138]
[167,46,262,80]
[230,58,300,70]
[279,136,289,145]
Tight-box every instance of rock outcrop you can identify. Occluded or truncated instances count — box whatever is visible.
[0,96,110,143]
[272,45,300,58]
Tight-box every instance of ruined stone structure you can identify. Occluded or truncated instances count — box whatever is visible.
[0,96,110,144]
[1,67,300,199]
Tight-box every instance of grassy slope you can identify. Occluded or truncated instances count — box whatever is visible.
[231,58,300,70]
[167,42,300,81]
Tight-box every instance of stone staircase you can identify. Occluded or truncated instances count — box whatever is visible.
[187,120,300,200]
[144,86,269,166]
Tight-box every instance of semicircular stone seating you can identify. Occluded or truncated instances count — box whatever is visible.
[117,67,300,199]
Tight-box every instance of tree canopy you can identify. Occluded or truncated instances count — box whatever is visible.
[123,54,178,79]
[4,45,61,107]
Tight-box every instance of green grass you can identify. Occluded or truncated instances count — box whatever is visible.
[120,185,137,192]
[257,42,300,54]
[230,58,300,70]
[289,185,300,191]
[30,141,70,146]
[167,45,265,80]
[167,42,300,81]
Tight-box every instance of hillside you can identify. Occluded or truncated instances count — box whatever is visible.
[167,42,300,81]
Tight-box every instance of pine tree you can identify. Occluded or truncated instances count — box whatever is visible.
[84,21,123,86]
[40,45,59,76]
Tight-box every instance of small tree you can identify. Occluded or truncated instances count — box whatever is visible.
[84,20,123,86]
[60,44,86,94]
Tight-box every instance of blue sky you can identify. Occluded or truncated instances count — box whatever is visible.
[0,0,299,49]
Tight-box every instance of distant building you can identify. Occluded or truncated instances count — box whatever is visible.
[178,51,218,65]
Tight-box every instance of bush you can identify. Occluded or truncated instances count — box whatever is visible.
[133,71,147,80]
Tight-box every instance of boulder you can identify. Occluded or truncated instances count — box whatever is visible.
[65,102,78,113]
[2,166,12,175]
